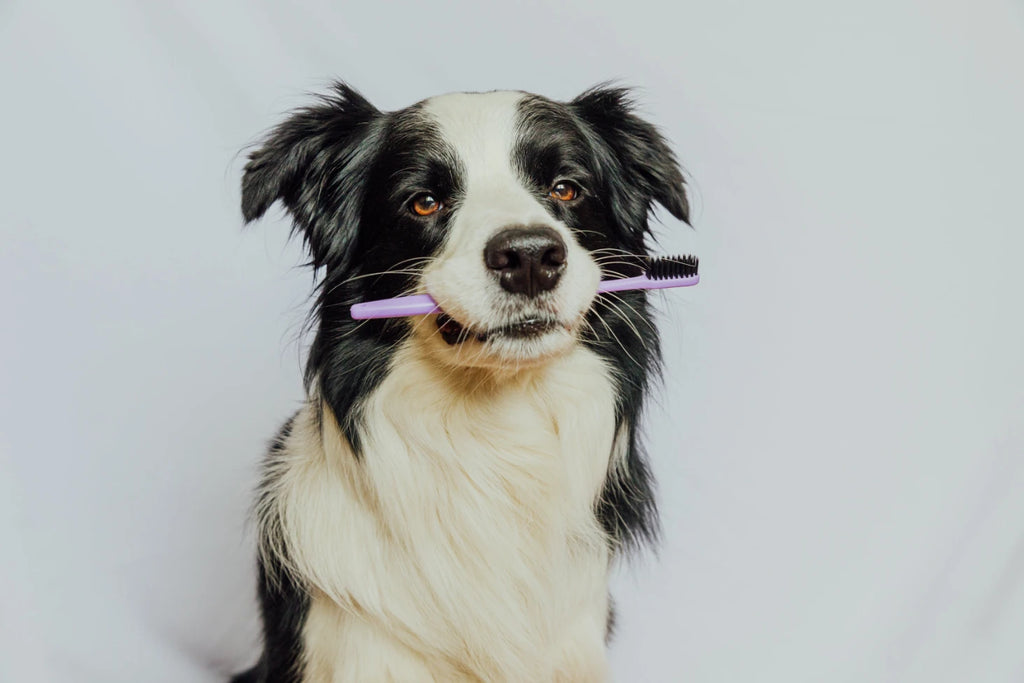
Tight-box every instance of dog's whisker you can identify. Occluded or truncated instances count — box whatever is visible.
[589,300,647,371]
[594,295,655,355]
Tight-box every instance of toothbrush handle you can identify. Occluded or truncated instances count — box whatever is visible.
[350,294,440,320]
[598,274,699,293]
[349,274,700,319]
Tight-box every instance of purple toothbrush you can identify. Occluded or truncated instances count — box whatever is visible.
[350,254,699,320]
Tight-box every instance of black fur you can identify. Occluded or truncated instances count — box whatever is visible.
[233,82,688,680]
[232,417,309,683]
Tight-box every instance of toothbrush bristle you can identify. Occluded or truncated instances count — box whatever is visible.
[645,254,699,280]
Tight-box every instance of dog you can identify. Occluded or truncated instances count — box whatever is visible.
[232,82,689,682]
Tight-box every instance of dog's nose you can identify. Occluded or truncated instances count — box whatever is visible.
[484,226,567,297]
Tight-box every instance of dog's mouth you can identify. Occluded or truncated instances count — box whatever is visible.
[435,312,561,346]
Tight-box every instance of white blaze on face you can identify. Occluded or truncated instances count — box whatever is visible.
[418,91,601,366]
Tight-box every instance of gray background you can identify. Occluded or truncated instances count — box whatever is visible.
[2,0,1023,681]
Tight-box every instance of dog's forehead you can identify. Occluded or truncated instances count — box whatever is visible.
[419,91,527,179]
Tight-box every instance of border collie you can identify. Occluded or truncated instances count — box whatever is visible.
[232,83,689,682]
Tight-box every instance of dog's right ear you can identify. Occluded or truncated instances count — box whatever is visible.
[241,82,382,271]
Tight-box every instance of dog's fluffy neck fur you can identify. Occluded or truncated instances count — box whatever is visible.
[261,342,619,680]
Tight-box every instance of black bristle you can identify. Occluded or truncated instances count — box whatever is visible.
[645,254,699,280]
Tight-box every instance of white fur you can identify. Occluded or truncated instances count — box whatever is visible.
[419,92,602,368]
[264,343,618,681]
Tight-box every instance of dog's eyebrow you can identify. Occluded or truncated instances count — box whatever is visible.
[554,161,592,180]
[388,155,453,188]
[515,140,593,186]
[385,151,462,204]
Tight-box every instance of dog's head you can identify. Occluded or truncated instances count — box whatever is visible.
[242,83,687,431]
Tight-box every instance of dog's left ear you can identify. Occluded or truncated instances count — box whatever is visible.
[241,82,382,272]
[572,86,690,232]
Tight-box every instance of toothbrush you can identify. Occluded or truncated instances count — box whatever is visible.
[350,254,699,320]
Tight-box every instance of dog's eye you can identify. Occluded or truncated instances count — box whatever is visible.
[410,193,442,217]
[549,181,579,202]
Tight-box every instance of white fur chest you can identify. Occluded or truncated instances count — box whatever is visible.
[270,344,620,681]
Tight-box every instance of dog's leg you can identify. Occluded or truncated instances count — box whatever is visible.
[549,567,612,683]
[551,613,611,683]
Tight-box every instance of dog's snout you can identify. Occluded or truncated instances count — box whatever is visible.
[484,226,566,297]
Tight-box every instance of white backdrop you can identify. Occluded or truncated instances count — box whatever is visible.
[2,1,1023,681]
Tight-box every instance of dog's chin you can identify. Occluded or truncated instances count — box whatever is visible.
[420,310,580,370]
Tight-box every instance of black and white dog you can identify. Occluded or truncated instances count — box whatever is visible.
[233,83,689,682]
